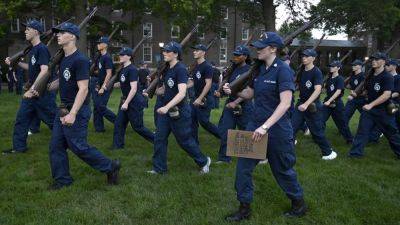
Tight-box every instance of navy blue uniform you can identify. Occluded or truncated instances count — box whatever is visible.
[138,68,150,108]
[211,67,221,109]
[190,60,220,143]
[112,64,154,148]
[152,62,208,173]
[291,66,334,156]
[15,67,24,95]
[49,50,113,185]
[349,71,400,158]
[7,68,15,93]
[93,53,116,132]
[235,58,303,204]
[12,42,56,152]
[321,75,353,142]
[217,64,254,162]
[393,74,400,129]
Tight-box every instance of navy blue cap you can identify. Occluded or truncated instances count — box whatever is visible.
[22,19,44,33]
[162,41,182,55]
[97,36,110,44]
[52,22,80,39]
[119,47,133,56]
[251,32,284,49]
[301,49,317,57]
[370,52,387,61]
[387,58,399,67]
[191,44,207,51]
[233,45,250,56]
[351,59,363,66]
[329,60,342,68]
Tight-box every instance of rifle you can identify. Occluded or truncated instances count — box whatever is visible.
[104,34,151,91]
[188,36,218,76]
[89,25,120,76]
[216,32,255,94]
[8,17,75,68]
[29,6,98,97]
[353,37,400,96]
[229,17,321,96]
[144,24,200,98]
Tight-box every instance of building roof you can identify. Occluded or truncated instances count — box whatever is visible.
[290,38,366,48]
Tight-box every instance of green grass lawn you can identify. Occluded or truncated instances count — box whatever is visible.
[0,91,399,225]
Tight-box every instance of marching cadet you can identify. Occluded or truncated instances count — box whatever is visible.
[223,32,306,221]
[348,53,400,158]
[3,19,57,154]
[112,47,154,149]
[49,22,120,190]
[211,61,221,109]
[188,44,221,143]
[344,59,381,142]
[148,41,211,174]
[92,36,116,132]
[7,66,15,93]
[385,59,400,128]
[138,61,150,108]
[321,60,353,144]
[216,45,254,163]
[291,49,337,160]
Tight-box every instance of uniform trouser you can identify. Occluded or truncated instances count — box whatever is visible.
[190,97,221,144]
[210,83,218,109]
[113,102,154,148]
[16,79,23,95]
[154,96,163,125]
[289,105,308,132]
[13,92,57,152]
[292,101,333,156]
[8,79,14,92]
[321,99,354,142]
[49,104,112,185]
[344,98,381,142]
[217,101,253,162]
[348,108,400,158]
[29,115,41,133]
[235,120,304,204]
[152,104,208,173]
[93,88,116,132]
[395,110,400,130]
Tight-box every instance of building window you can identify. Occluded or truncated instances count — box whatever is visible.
[143,23,152,37]
[222,7,228,20]
[171,25,180,39]
[219,40,227,63]
[220,26,227,40]
[10,18,20,33]
[143,43,152,63]
[242,28,249,40]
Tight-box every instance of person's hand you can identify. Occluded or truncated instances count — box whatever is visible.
[363,104,373,111]
[298,103,308,112]
[157,106,170,115]
[222,83,231,95]
[61,113,76,126]
[121,103,128,111]
[324,101,331,106]
[4,57,11,66]
[214,90,221,98]
[226,101,237,109]
[252,126,267,142]
[347,95,354,101]
[98,87,105,95]
[142,90,149,98]
[193,98,203,107]
[23,90,34,99]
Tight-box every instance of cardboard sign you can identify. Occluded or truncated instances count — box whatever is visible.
[226,129,268,160]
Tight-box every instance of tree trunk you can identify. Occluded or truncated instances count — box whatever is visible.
[261,0,276,31]
[391,22,400,58]
[76,1,87,54]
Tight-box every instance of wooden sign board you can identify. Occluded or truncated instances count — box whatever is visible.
[226,129,268,160]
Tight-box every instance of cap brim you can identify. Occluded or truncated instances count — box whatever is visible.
[250,41,267,49]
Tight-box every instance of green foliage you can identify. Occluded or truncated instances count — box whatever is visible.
[279,19,312,41]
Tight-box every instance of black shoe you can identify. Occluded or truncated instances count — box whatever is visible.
[284,199,307,218]
[2,149,24,155]
[225,203,251,222]
[107,160,121,185]
[48,182,71,191]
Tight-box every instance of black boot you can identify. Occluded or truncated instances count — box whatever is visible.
[107,160,121,185]
[284,198,307,218]
[225,202,251,222]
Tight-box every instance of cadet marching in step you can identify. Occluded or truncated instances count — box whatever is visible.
[2,15,400,222]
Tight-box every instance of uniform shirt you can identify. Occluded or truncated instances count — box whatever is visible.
[249,58,295,138]
[28,42,50,83]
[392,74,400,103]
[192,60,213,98]
[228,64,250,101]
[324,75,345,101]
[298,66,323,102]
[138,68,150,90]
[162,61,188,106]
[96,53,113,86]
[349,72,365,90]
[366,70,393,108]
[119,64,143,106]
[212,67,221,84]
[59,50,90,105]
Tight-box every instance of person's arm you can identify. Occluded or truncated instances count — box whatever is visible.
[392,92,399,98]
[194,78,211,105]
[121,81,137,110]
[62,79,88,126]
[17,62,29,70]
[187,78,194,88]
[236,86,254,100]
[364,91,391,110]
[157,83,187,114]
[99,56,113,93]
[325,89,341,105]
[13,71,17,82]
[102,68,113,90]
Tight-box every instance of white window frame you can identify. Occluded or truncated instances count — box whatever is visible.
[222,7,228,20]
[10,18,20,33]
[40,17,46,31]
[219,40,227,63]
[143,22,152,38]
[220,26,227,40]
[143,43,153,63]
[171,25,180,39]
[242,28,249,40]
